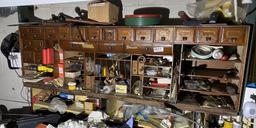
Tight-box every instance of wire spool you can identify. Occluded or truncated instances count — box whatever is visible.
[102,85,114,94]
[212,49,224,59]
[191,45,213,59]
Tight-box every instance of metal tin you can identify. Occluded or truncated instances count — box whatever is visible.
[125,14,161,26]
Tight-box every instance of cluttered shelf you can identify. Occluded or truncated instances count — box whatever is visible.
[33,101,85,115]
[24,82,237,116]
[182,58,242,63]
[175,103,237,116]
[144,65,172,69]
[24,82,165,107]
[143,86,171,90]
[179,88,238,96]
[181,68,240,80]
[143,75,172,79]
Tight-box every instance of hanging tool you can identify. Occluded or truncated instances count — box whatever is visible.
[75,7,87,20]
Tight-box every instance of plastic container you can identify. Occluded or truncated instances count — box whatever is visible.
[68,81,77,90]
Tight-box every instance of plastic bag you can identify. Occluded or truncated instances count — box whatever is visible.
[187,0,233,18]
[48,97,67,114]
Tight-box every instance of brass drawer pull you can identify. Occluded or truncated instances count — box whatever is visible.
[122,36,127,40]
[206,37,212,41]
[161,37,166,41]
[230,37,237,43]
[182,37,187,41]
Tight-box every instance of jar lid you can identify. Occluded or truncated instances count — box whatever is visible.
[68,81,77,86]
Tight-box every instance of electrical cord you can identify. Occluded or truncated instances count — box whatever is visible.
[246,2,256,17]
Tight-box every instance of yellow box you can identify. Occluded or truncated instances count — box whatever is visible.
[75,95,87,102]
[88,1,119,23]
[115,84,127,94]
[84,101,95,111]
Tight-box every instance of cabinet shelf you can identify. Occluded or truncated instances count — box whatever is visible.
[65,58,84,62]
[95,58,131,62]
[143,86,171,90]
[182,58,242,63]
[144,75,172,79]
[181,68,239,80]
[24,82,238,115]
[144,65,172,68]
[176,102,237,116]
[20,25,250,116]
[179,88,237,96]
[33,101,86,115]
[132,74,171,79]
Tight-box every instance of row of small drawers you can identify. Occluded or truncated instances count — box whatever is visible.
[20,25,249,45]
[22,43,173,63]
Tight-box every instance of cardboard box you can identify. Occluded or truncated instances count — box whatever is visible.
[115,84,127,94]
[88,1,119,23]
[84,101,95,111]
[132,61,138,75]
[85,76,95,89]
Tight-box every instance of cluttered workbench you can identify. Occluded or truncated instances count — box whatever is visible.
[16,0,252,127]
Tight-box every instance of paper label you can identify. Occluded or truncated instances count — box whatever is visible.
[153,47,164,53]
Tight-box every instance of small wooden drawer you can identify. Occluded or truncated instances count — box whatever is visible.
[98,43,124,53]
[22,40,33,50]
[102,28,116,41]
[45,27,59,40]
[152,45,173,55]
[32,40,45,50]
[88,28,101,41]
[84,42,97,53]
[22,51,34,63]
[60,41,84,51]
[22,40,44,50]
[59,27,71,40]
[34,51,43,64]
[45,40,59,48]
[20,27,30,39]
[175,27,195,43]
[135,29,152,42]
[30,27,44,40]
[221,27,247,44]
[197,27,219,44]
[71,27,86,41]
[155,28,173,42]
[125,43,152,54]
[117,28,134,41]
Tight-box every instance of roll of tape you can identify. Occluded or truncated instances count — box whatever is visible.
[212,49,224,59]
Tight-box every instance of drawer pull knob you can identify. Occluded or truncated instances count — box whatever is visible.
[182,37,187,41]
[140,36,145,40]
[91,36,96,40]
[206,37,212,41]
[108,46,112,49]
[122,36,127,40]
[161,37,166,41]
[230,37,237,43]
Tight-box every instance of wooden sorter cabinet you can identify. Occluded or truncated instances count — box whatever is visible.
[20,24,250,115]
